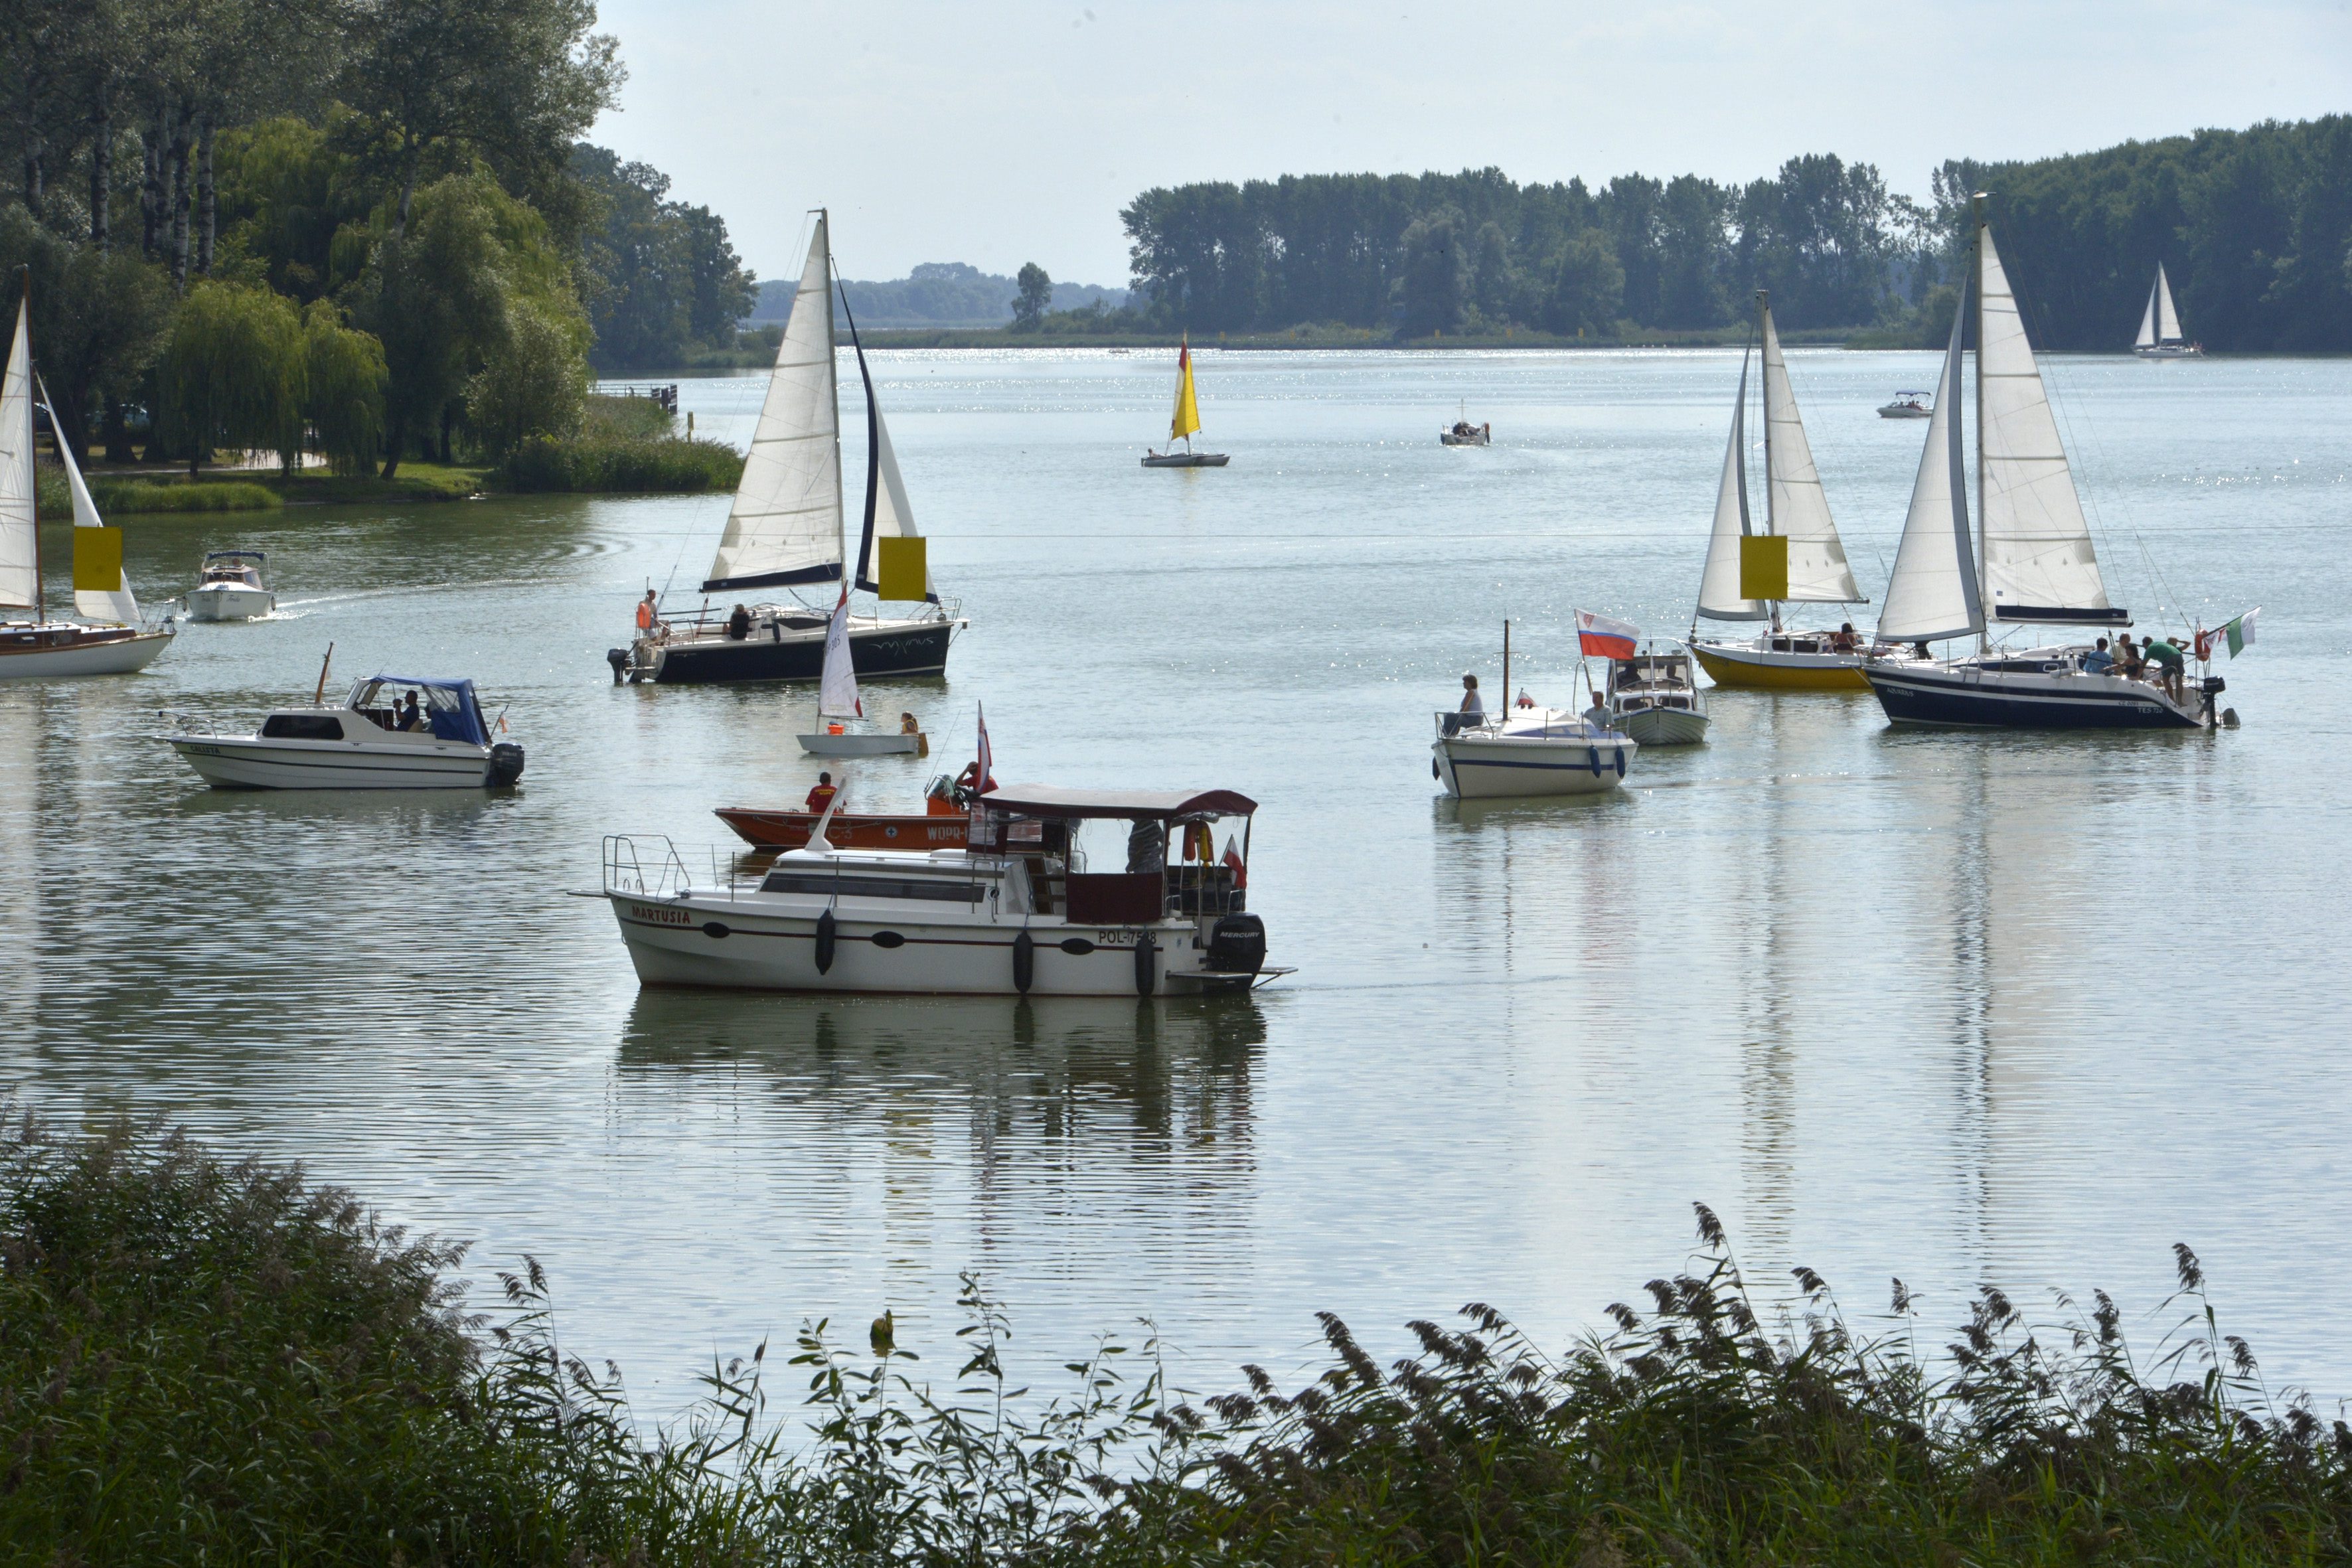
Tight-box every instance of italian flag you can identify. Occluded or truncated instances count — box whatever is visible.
[2198,607,2261,661]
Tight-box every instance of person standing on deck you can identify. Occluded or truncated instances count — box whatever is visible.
[805,771,838,813]
[635,590,659,637]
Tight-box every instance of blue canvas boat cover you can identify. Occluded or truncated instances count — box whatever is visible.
[366,675,491,746]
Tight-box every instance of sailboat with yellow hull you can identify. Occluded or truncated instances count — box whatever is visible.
[1686,292,1869,691]
[1142,337,1227,467]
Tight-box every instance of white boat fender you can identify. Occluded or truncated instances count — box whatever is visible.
[1012,929,1036,994]
[815,909,838,974]
[1134,933,1156,997]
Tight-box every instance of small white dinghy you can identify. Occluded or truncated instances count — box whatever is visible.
[799,591,925,757]
[163,660,524,789]
[187,550,274,620]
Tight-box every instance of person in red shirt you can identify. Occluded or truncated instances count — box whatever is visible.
[804,772,838,814]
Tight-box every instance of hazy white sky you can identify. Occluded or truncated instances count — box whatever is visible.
[588,0,2351,287]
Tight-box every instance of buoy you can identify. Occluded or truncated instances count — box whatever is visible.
[1012,929,1035,994]
[815,909,837,974]
[1134,933,1156,996]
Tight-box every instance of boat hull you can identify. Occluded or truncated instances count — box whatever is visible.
[1439,432,1491,446]
[797,732,924,757]
[2133,346,2203,359]
[187,585,274,621]
[0,625,173,679]
[1863,661,2207,730]
[714,808,968,851]
[1433,733,1636,799]
[1141,453,1229,467]
[1689,638,1869,691]
[1616,707,1709,746]
[639,616,953,684]
[163,734,507,788]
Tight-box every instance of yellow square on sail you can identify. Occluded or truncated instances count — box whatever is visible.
[73,526,123,591]
[1739,535,1788,601]
[876,536,927,601]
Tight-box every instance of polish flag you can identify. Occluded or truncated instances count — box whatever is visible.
[1223,834,1247,890]
[975,700,992,791]
[1577,610,1640,661]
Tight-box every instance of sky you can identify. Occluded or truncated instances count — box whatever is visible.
[587,0,2352,287]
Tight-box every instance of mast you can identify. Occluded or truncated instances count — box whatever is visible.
[822,210,844,577]
[1757,289,1778,633]
[1972,195,1988,655]
[21,271,39,620]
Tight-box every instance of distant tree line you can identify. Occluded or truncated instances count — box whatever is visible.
[1118,118,2352,351]
[0,0,755,477]
[771,262,1129,329]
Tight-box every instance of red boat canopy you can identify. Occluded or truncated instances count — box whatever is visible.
[980,784,1257,821]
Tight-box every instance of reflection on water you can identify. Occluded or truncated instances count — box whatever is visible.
[3,349,2348,1405]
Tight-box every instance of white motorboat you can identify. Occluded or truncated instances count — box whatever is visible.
[797,590,927,756]
[1141,337,1229,467]
[2132,262,2203,358]
[603,783,1285,997]
[187,550,274,620]
[614,210,963,684]
[1,294,174,680]
[163,673,525,789]
[1877,391,1932,419]
[1604,645,1709,745]
[1432,709,1636,799]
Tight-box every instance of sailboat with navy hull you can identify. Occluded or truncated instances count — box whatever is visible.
[1863,200,2225,730]
[617,212,963,684]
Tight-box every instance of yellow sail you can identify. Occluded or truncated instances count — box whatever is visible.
[1170,337,1201,442]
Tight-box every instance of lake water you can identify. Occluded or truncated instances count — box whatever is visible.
[4,347,2345,1411]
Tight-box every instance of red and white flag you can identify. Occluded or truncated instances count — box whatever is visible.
[1223,833,1247,890]
[974,700,993,791]
[1577,610,1639,661]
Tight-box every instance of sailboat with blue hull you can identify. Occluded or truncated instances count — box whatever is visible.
[1863,199,2225,730]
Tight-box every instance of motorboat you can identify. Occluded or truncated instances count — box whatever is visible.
[1877,392,1932,419]
[1,294,175,680]
[2132,262,2203,358]
[1441,404,1492,445]
[187,550,274,620]
[163,672,525,788]
[1603,645,1708,745]
[1142,337,1229,467]
[603,783,1286,997]
[1687,291,1872,691]
[715,805,970,852]
[612,211,964,684]
[1431,709,1635,799]
[797,589,928,756]
[1864,198,2244,731]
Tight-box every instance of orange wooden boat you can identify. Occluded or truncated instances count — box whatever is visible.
[713,806,970,852]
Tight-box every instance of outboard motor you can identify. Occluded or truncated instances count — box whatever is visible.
[489,742,526,786]
[1206,913,1266,978]
[605,647,631,684]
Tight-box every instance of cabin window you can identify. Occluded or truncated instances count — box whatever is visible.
[262,714,345,740]
[759,872,983,903]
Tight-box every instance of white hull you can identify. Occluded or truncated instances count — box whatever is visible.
[1141,451,1228,467]
[1432,715,1636,799]
[1616,707,1709,746]
[0,625,173,679]
[798,731,923,757]
[165,734,503,789]
[2133,345,2203,359]
[187,584,274,621]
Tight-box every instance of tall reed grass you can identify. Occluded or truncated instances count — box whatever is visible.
[7,1110,2347,1566]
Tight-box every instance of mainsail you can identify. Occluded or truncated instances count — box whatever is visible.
[1759,302,1861,603]
[704,218,842,591]
[1978,224,2116,620]
[2155,263,2183,342]
[0,299,37,611]
[1170,337,1200,442]
[1695,339,1764,621]
[44,374,137,623]
[1877,285,1980,644]
[817,591,861,719]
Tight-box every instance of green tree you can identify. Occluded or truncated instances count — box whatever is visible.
[572,143,753,371]
[1544,228,1624,336]
[1010,262,1051,331]
[0,205,175,461]
[155,277,301,472]
[1469,222,1514,327]
[357,174,515,475]
[1397,205,1468,336]
[298,299,386,475]
[465,296,587,459]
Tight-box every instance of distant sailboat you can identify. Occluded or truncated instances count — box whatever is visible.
[1142,337,1228,467]
[1686,291,1870,690]
[2133,263,2201,358]
[1,287,174,679]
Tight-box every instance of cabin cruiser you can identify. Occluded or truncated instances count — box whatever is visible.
[1603,647,1708,745]
[1431,708,1636,799]
[162,674,524,788]
[186,550,274,621]
[604,783,1283,996]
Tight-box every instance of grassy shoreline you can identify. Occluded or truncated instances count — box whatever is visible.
[8,1109,2348,1565]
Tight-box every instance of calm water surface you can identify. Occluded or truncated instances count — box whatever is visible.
[3,348,2345,1407]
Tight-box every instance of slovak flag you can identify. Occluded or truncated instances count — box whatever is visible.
[1577,610,1640,661]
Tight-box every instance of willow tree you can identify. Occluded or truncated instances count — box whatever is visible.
[297,300,386,475]
[464,297,587,461]
[155,279,301,472]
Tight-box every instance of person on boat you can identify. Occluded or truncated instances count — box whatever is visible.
[1459,674,1483,716]
[2082,637,2114,674]
[805,772,838,813]
[900,711,921,735]
[1831,623,1859,653]
[726,603,752,641]
[2143,634,2186,702]
[396,691,423,732]
[2114,633,2146,679]
[955,759,996,797]
[636,590,658,635]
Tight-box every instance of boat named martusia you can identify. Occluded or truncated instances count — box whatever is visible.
[606,785,1279,996]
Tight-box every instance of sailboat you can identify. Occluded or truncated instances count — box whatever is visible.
[615,211,963,684]
[1141,337,1228,467]
[2132,263,2202,358]
[798,589,924,756]
[1,288,173,679]
[1863,198,2224,729]
[1686,291,1870,690]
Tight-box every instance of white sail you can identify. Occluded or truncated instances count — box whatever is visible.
[2135,279,2158,349]
[704,216,841,591]
[817,592,860,719]
[851,370,936,602]
[1695,341,1765,621]
[44,375,138,623]
[2154,262,2183,342]
[0,300,37,611]
[1877,288,1980,643]
[1759,304,1862,603]
[1978,226,2113,619]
